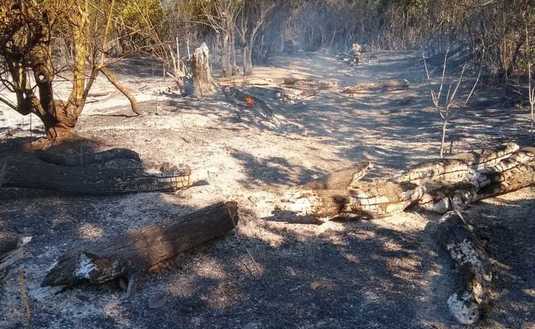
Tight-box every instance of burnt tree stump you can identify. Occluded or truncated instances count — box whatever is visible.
[192,42,216,97]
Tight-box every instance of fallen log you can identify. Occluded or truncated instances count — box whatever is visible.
[394,142,519,185]
[434,211,493,325]
[2,143,192,195]
[276,189,354,218]
[418,147,535,213]
[275,161,372,218]
[282,77,339,90]
[43,201,239,288]
[275,143,534,219]
[341,79,409,94]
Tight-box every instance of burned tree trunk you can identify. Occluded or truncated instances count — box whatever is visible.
[43,202,239,288]
[300,160,371,190]
[221,33,232,78]
[243,45,253,75]
[0,1,89,145]
[192,43,217,97]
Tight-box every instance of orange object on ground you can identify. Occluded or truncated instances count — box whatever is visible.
[245,96,255,108]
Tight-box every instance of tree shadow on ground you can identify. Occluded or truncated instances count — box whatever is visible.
[229,148,325,188]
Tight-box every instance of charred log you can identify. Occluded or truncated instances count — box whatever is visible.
[275,143,534,219]
[301,160,371,190]
[43,202,238,288]
[435,212,493,325]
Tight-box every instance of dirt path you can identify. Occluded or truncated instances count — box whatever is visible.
[0,50,533,329]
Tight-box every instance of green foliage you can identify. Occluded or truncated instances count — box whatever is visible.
[117,0,164,30]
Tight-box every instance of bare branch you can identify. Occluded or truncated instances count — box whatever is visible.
[437,47,450,104]
[464,68,482,105]
[447,64,467,107]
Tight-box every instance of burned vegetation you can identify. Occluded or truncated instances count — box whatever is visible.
[0,1,534,329]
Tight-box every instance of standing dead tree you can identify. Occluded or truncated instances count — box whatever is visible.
[423,49,481,157]
[237,0,275,75]
[126,1,189,94]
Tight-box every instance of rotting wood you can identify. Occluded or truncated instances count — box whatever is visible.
[43,201,239,288]
[434,211,493,325]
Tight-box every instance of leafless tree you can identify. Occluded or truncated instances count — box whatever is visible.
[423,49,481,157]
[237,0,275,75]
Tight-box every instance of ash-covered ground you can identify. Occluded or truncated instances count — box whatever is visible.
[1,50,534,329]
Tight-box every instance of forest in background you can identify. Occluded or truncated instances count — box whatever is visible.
[104,0,535,79]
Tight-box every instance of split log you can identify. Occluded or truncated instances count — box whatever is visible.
[435,211,493,325]
[275,161,375,218]
[275,143,534,219]
[43,201,239,288]
[341,79,409,94]
[418,147,535,213]
[191,42,217,97]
